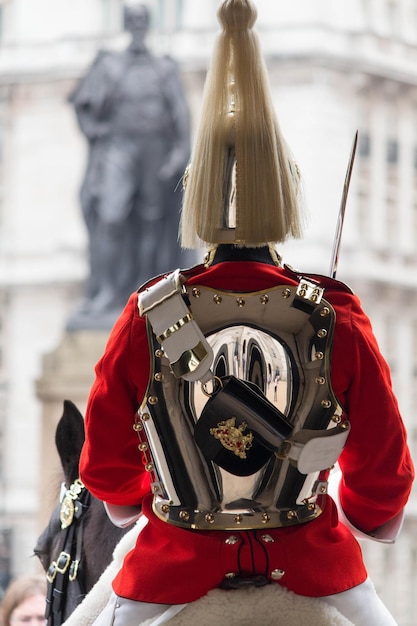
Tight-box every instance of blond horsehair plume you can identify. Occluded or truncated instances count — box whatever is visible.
[181,0,303,249]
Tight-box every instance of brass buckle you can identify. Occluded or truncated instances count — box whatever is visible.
[46,562,57,583]
[55,551,71,574]
[69,559,79,582]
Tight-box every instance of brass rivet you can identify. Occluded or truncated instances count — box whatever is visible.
[152,484,160,493]
[192,288,201,298]
[320,485,327,494]
[341,422,349,430]
[332,414,341,424]
[315,351,324,360]
[225,536,239,545]
[287,510,296,520]
[155,349,164,358]
[141,412,150,421]
[213,294,222,304]
[154,372,164,382]
[205,513,215,524]
[161,504,170,513]
[234,514,243,524]
[282,288,291,299]
[145,463,154,472]
[148,396,158,405]
[317,329,328,338]
[315,376,325,385]
[260,295,269,305]
[133,422,143,431]
[321,400,332,409]
[321,307,330,317]
[271,569,285,580]
[179,510,190,521]
[261,513,271,523]
[308,503,316,511]
[236,298,245,308]
[138,442,148,452]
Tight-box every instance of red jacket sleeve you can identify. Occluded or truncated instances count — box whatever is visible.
[79,293,152,505]
[330,291,414,533]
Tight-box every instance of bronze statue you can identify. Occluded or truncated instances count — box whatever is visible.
[67,4,192,330]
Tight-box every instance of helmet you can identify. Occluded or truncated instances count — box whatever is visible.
[181,0,303,249]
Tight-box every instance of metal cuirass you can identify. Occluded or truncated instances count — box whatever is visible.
[135,273,349,531]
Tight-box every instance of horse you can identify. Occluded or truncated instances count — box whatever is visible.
[35,401,354,626]
[34,400,129,625]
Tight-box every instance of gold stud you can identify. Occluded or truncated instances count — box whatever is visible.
[287,510,296,520]
[148,396,158,405]
[261,513,271,523]
[205,513,215,524]
[155,349,164,358]
[161,504,170,513]
[154,372,164,382]
[141,413,150,421]
[320,307,330,317]
[308,503,316,511]
[192,288,201,298]
[341,421,349,430]
[261,534,274,543]
[260,295,269,305]
[138,442,148,452]
[321,400,332,409]
[315,376,325,385]
[317,329,328,338]
[332,414,341,424]
[133,422,143,432]
[234,514,243,524]
[282,288,291,299]
[179,510,190,521]
[145,463,154,472]
[213,295,222,304]
[236,298,245,308]
[310,288,321,302]
[315,351,324,360]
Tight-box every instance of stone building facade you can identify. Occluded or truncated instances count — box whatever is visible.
[0,1,416,623]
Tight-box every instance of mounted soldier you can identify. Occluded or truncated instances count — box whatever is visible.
[78,1,414,624]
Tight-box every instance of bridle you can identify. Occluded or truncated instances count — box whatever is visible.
[45,478,91,626]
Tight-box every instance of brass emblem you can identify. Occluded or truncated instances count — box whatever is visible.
[59,478,85,529]
[60,494,75,529]
[210,417,253,459]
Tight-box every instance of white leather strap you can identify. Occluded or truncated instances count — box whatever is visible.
[280,423,351,474]
[139,271,213,383]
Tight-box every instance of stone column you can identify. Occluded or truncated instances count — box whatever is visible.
[35,330,109,528]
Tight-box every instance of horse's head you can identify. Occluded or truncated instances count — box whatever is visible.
[34,400,128,625]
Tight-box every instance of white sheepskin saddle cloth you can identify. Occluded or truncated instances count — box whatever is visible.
[63,522,354,626]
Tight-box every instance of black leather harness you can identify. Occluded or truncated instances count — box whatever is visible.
[45,479,91,626]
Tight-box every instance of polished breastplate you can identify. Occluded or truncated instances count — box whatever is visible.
[135,275,349,531]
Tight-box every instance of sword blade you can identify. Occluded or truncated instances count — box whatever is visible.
[329,130,358,279]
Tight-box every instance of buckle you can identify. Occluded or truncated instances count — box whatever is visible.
[55,551,71,574]
[69,559,79,582]
[46,562,57,583]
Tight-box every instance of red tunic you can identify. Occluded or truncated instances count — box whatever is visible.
[79,260,414,603]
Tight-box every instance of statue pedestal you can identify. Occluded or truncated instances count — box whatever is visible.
[35,330,109,527]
